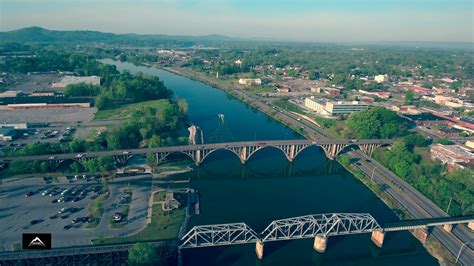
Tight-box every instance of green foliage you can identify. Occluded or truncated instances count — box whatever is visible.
[405,90,415,104]
[16,142,63,156]
[107,124,143,149]
[315,117,336,128]
[337,155,352,166]
[402,133,430,150]
[374,142,474,216]
[6,161,53,175]
[436,138,455,145]
[347,107,405,139]
[65,83,101,97]
[70,162,84,173]
[127,243,159,266]
[308,71,320,80]
[69,139,87,152]
[148,135,162,148]
[272,99,304,114]
[83,157,115,172]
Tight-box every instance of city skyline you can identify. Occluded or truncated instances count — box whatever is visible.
[1,0,473,42]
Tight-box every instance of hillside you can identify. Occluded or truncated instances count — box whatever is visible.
[0,26,233,45]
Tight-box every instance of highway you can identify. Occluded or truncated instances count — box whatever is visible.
[350,151,473,265]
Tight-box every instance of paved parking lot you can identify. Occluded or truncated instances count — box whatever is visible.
[0,174,152,251]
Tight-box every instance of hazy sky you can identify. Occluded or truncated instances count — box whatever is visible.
[1,0,473,42]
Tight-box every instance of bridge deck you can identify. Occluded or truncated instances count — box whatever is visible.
[0,139,395,163]
[382,215,474,232]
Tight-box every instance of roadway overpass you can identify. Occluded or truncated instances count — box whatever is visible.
[0,139,394,166]
[179,213,474,260]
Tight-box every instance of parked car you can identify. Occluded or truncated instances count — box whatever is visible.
[30,219,43,225]
[114,212,123,222]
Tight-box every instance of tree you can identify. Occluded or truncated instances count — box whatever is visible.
[347,107,405,139]
[148,135,161,148]
[70,162,83,173]
[65,83,101,97]
[128,243,159,266]
[405,90,415,104]
[69,139,87,152]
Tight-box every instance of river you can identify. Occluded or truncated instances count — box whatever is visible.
[99,59,437,266]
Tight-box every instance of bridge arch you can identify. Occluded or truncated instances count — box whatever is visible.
[200,148,241,165]
[55,158,84,170]
[293,144,327,160]
[158,151,196,165]
[246,145,292,163]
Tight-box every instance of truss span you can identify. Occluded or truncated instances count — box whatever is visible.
[261,213,381,242]
[180,223,259,249]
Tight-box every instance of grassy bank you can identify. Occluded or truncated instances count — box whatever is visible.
[93,205,186,245]
[94,99,172,120]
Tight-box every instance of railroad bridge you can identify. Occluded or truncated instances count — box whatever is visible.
[179,213,474,260]
[1,139,394,167]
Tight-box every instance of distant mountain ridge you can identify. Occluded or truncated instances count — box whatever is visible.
[0,26,234,44]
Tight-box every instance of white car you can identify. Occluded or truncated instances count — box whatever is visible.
[76,153,84,158]
[122,151,131,154]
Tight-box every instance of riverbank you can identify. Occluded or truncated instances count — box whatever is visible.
[336,156,456,265]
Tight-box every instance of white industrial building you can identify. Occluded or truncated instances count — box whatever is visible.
[305,98,369,116]
[238,78,262,86]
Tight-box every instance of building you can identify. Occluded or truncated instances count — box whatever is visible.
[465,141,474,149]
[304,98,328,115]
[238,78,262,86]
[435,127,462,138]
[305,98,369,116]
[358,90,391,100]
[408,86,431,95]
[0,123,29,129]
[0,90,24,98]
[374,74,388,83]
[326,101,369,115]
[52,76,101,89]
[0,127,15,141]
[311,87,340,96]
[29,90,60,97]
[459,88,474,96]
[433,95,463,108]
[430,144,474,166]
[433,87,455,95]
[0,96,91,110]
[164,192,181,211]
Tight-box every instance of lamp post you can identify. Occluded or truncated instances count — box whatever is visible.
[446,197,453,214]
[456,241,474,263]
[371,167,376,182]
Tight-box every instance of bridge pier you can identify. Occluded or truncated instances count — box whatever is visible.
[255,240,264,260]
[313,235,327,253]
[412,227,429,244]
[443,224,453,233]
[371,230,385,248]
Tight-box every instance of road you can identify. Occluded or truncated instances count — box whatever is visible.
[350,151,473,265]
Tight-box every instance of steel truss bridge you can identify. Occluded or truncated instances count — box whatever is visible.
[180,213,381,249]
[180,213,474,259]
[0,139,394,167]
